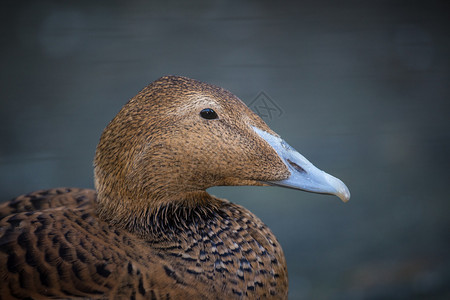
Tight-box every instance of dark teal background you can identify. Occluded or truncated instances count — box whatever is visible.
[1,1,449,299]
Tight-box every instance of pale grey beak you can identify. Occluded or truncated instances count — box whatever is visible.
[253,127,350,202]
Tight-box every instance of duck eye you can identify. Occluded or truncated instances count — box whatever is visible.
[200,108,218,120]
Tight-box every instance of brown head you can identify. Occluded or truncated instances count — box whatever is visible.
[94,76,349,234]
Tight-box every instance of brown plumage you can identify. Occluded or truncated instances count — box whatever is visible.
[0,76,349,299]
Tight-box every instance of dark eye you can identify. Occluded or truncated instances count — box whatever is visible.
[200,108,218,120]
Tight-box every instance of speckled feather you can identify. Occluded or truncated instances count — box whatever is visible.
[0,76,290,299]
[0,188,287,299]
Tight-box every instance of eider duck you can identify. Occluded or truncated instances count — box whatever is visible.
[0,76,350,299]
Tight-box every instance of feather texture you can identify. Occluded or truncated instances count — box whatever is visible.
[0,188,287,299]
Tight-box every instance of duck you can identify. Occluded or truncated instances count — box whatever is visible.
[0,76,350,299]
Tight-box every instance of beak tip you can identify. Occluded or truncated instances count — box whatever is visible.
[325,173,350,203]
[337,187,351,203]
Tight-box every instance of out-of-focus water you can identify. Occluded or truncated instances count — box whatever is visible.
[1,1,449,299]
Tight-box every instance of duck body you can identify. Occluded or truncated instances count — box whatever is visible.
[0,188,286,299]
[0,76,349,299]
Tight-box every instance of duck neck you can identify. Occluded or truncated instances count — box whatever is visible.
[95,190,224,239]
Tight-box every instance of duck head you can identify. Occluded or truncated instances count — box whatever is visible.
[94,76,349,231]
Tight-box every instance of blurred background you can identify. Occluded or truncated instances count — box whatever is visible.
[1,1,449,299]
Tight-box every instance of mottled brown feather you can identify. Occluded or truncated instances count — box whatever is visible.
[0,76,290,299]
[0,189,287,299]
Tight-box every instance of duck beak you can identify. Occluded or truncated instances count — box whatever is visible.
[252,127,350,202]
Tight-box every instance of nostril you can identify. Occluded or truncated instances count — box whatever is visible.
[287,159,306,173]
